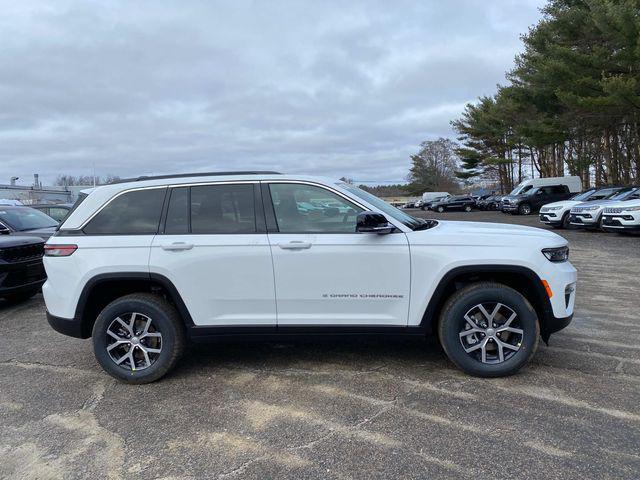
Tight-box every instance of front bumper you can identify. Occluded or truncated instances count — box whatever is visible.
[0,259,46,298]
[601,214,640,231]
[539,212,561,224]
[569,212,600,227]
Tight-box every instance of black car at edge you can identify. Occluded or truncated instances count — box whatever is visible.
[0,236,46,303]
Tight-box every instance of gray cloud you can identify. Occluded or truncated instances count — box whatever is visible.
[0,0,544,184]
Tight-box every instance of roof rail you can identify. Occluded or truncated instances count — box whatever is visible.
[110,171,282,184]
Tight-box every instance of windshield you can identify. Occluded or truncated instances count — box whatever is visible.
[571,189,596,201]
[0,207,58,231]
[509,184,533,195]
[339,184,433,230]
[609,188,635,200]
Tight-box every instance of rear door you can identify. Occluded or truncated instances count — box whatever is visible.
[149,183,276,327]
[264,181,411,326]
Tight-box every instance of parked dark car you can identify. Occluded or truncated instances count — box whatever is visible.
[476,195,500,211]
[0,236,46,303]
[501,185,572,215]
[29,203,73,223]
[431,195,476,212]
[0,206,58,240]
[422,195,450,211]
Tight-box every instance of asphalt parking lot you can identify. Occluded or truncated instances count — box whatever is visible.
[1,211,639,480]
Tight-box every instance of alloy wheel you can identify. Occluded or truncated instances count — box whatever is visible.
[106,312,163,371]
[459,303,523,364]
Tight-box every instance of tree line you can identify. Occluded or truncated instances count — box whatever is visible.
[453,0,640,193]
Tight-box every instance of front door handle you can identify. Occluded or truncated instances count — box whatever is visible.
[161,242,194,251]
[278,241,312,250]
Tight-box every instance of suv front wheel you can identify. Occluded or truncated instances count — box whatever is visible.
[92,293,186,384]
[438,282,539,377]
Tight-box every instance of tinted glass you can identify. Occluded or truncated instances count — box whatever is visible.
[48,207,70,222]
[165,187,189,234]
[191,184,256,234]
[84,188,166,234]
[0,207,58,230]
[270,183,362,233]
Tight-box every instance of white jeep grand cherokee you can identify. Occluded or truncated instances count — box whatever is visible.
[43,172,577,383]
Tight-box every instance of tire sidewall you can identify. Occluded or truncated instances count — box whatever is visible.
[92,296,181,383]
[519,204,531,215]
[439,285,539,377]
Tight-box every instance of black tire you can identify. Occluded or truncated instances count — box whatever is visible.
[518,203,532,215]
[438,282,539,378]
[437,206,444,213]
[92,293,186,384]
[2,290,38,304]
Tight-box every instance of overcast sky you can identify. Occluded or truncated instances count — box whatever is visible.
[0,0,545,186]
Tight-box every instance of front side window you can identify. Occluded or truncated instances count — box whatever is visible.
[269,183,362,233]
[190,184,256,234]
[84,188,166,235]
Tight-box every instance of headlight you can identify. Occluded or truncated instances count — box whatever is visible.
[623,206,640,212]
[542,246,569,263]
[582,205,600,211]
[545,206,562,211]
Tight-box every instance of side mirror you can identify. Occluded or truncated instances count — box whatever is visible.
[0,224,10,235]
[356,211,394,234]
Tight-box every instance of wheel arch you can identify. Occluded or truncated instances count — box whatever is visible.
[420,265,554,340]
[74,272,194,338]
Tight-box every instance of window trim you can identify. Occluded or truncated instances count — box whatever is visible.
[159,181,265,236]
[262,180,369,235]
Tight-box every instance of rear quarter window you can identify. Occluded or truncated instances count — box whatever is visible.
[83,188,166,235]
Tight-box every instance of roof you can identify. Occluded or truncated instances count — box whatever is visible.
[111,171,282,184]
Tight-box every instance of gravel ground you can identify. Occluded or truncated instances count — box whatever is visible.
[1,210,639,480]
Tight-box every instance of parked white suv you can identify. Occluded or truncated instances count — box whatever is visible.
[569,186,639,229]
[43,172,577,383]
[601,197,640,233]
[539,187,621,229]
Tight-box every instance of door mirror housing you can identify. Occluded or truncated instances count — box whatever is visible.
[0,224,10,235]
[356,211,394,234]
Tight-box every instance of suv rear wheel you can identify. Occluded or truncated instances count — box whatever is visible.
[92,293,186,384]
[438,282,539,377]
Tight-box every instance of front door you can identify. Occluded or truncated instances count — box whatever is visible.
[264,182,411,326]
[149,183,276,327]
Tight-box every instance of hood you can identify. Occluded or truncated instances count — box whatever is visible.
[501,193,530,202]
[0,235,44,248]
[541,200,580,209]
[10,227,56,241]
[572,199,617,209]
[409,220,565,246]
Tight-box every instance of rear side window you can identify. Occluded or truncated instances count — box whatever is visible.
[84,188,166,235]
[190,184,256,234]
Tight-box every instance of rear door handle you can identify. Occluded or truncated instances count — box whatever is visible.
[278,241,312,250]
[161,242,194,251]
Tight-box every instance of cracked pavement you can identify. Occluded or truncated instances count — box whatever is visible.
[0,211,639,479]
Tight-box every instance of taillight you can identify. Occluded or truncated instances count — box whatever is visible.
[44,244,78,257]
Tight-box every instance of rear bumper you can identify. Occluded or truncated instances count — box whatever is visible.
[46,311,86,339]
